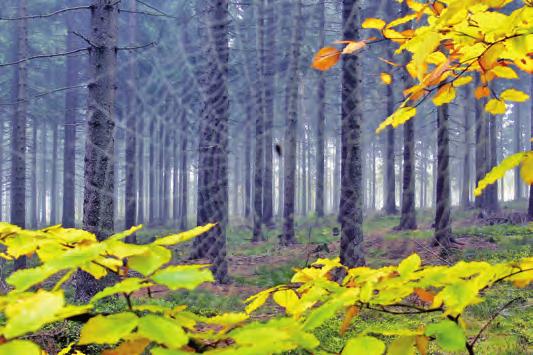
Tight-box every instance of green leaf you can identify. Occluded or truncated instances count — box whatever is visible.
[151,265,214,290]
[425,320,466,352]
[342,336,385,355]
[4,290,64,339]
[128,245,171,276]
[137,314,188,349]
[151,348,191,355]
[387,336,416,355]
[6,265,58,291]
[153,224,216,246]
[78,312,138,345]
[0,340,41,355]
[90,278,153,303]
[398,254,421,278]
[437,280,482,316]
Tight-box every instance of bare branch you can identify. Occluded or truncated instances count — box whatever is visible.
[72,31,97,48]
[119,9,177,19]
[0,48,89,68]
[136,0,174,17]
[0,83,87,106]
[0,5,91,21]
[117,42,156,51]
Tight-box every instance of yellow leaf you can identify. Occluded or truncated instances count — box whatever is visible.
[452,76,472,87]
[520,153,533,185]
[415,335,430,355]
[490,65,518,79]
[500,88,529,102]
[479,42,505,70]
[380,72,392,85]
[342,41,366,55]
[376,107,417,133]
[312,47,341,71]
[474,152,527,196]
[362,18,386,30]
[153,224,215,246]
[485,99,507,115]
[272,289,299,315]
[101,338,150,355]
[432,84,456,106]
[387,13,417,28]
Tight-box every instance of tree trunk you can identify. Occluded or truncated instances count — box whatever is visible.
[487,116,500,213]
[461,92,472,209]
[179,112,188,230]
[192,0,230,284]
[124,0,138,241]
[11,0,28,270]
[339,0,365,267]
[50,122,59,224]
[30,119,38,228]
[262,0,276,226]
[244,119,252,220]
[253,0,266,241]
[474,78,488,210]
[281,0,302,246]
[527,77,533,221]
[316,0,326,218]
[76,0,118,302]
[434,104,452,254]
[40,121,47,226]
[149,114,156,224]
[62,9,79,228]
[514,104,522,201]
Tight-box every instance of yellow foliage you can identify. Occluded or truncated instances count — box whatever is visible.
[380,72,392,85]
[474,152,529,196]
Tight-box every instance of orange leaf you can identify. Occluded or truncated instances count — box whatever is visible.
[422,59,451,87]
[312,47,341,71]
[102,338,150,355]
[415,335,430,355]
[431,1,446,16]
[340,305,360,336]
[479,42,505,70]
[379,57,400,67]
[414,288,435,303]
[474,85,490,99]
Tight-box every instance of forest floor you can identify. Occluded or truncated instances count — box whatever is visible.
[127,202,533,354]
[37,203,531,354]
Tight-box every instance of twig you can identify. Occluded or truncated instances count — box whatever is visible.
[119,9,176,18]
[72,31,97,48]
[468,297,522,353]
[136,0,171,16]
[0,83,87,106]
[0,5,91,21]
[0,48,89,68]
[117,42,156,51]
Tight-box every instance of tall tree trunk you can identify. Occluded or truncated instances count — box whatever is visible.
[315,0,326,218]
[244,119,252,220]
[124,0,138,241]
[11,0,28,270]
[149,115,156,224]
[434,104,452,254]
[76,0,118,302]
[461,93,472,209]
[62,10,79,228]
[30,119,38,228]
[339,0,365,267]
[50,122,59,224]
[262,0,276,226]
[40,121,47,225]
[474,79,488,211]
[192,0,230,283]
[383,74,397,213]
[514,104,522,201]
[253,0,266,241]
[527,77,533,221]
[281,0,302,246]
[179,112,189,230]
[487,116,500,212]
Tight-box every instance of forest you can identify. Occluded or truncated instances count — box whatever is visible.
[0,0,531,354]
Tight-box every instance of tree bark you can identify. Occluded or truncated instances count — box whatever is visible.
[50,121,59,224]
[76,0,118,302]
[315,0,326,218]
[383,82,397,214]
[262,0,276,226]
[434,104,452,254]
[253,0,266,241]
[461,91,472,209]
[514,104,522,201]
[124,0,138,241]
[487,116,500,213]
[528,76,533,220]
[11,0,28,270]
[179,111,189,230]
[281,0,302,246]
[339,0,365,267]
[192,0,230,284]
[62,9,79,228]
